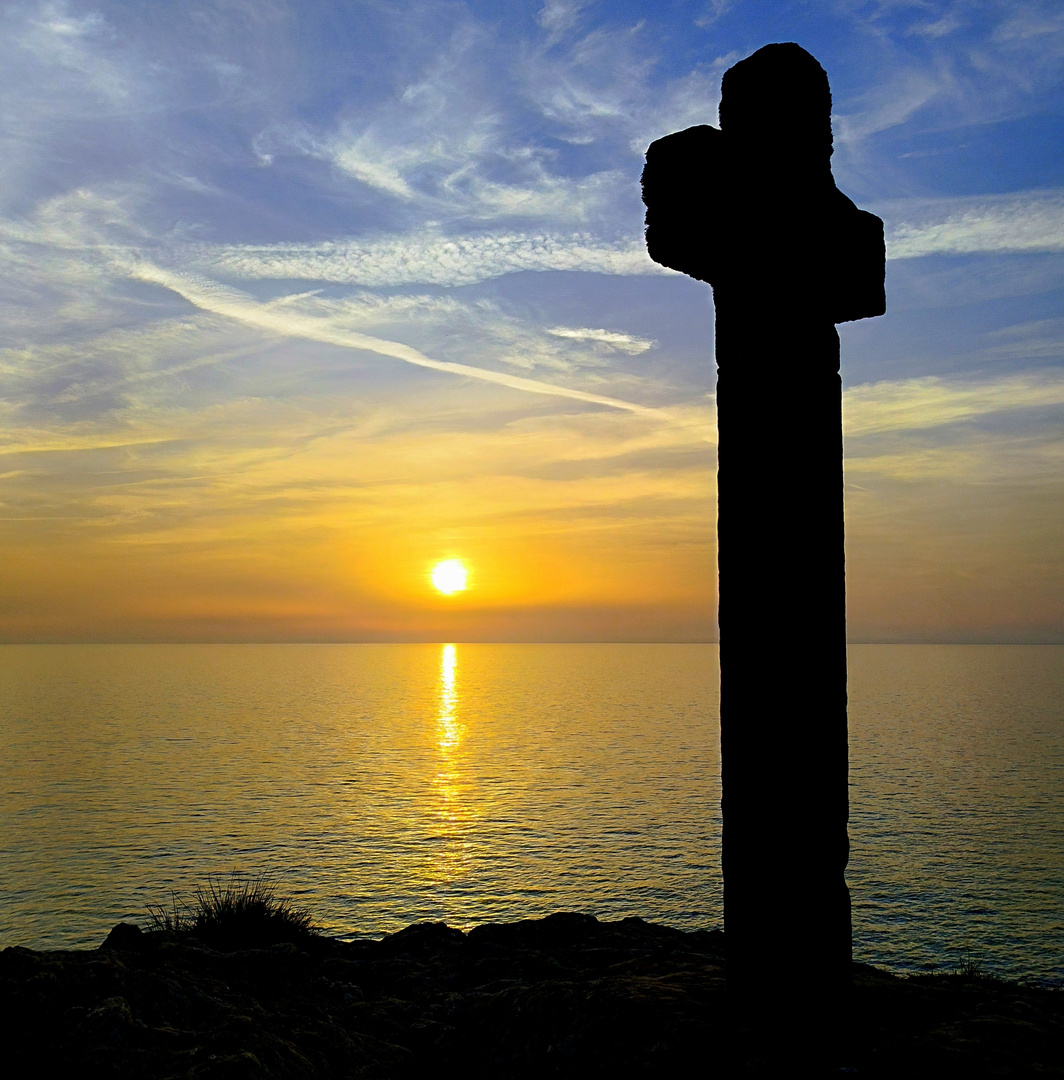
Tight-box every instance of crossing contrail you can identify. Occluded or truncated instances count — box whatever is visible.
[129,263,661,417]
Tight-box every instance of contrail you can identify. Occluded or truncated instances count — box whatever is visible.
[129,263,660,416]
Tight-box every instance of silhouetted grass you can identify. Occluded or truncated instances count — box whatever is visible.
[955,950,988,979]
[146,873,316,950]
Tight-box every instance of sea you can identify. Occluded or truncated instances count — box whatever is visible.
[1,643,1061,984]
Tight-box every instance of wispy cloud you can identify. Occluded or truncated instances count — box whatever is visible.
[193,187,1064,279]
[836,66,951,142]
[834,0,1064,142]
[249,16,639,230]
[307,127,625,224]
[546,326,655,353]
[127,262,661,416]
[194,230,664,286]
[845,433,1064,484]
[14,3,130,108]
[520,16,731,155]
[537,0,590,42]
[844,370,1064,435]
[883,189,1064,257]
[695,2,732,30]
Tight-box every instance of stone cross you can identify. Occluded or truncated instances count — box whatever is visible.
[641,43,885,1006]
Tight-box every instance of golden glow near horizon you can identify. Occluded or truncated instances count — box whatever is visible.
[431,559,469,595]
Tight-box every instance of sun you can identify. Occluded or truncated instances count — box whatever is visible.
[431,559,468,595]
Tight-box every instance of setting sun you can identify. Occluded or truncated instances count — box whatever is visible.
[431,559,469,595]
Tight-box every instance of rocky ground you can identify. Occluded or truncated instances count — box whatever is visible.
[2,913,1061,1078]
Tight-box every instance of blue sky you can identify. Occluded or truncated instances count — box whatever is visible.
[1,0,1062,642]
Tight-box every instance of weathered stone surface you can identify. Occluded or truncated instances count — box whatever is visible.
[1,916,1061,1078]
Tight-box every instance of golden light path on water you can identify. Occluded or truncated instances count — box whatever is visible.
[431,644,475,885]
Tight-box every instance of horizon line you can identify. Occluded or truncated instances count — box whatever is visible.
[1,639,1062,647]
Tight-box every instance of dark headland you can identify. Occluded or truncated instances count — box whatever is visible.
[3,914,1061,1078]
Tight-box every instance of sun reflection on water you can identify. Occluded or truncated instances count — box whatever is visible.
[438,644,460,751]
[431,643,475,884]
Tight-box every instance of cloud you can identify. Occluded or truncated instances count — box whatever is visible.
[15,3,129,107]
[695,2,732,30]
[882,190,1064,257]
[829,1,1064,152]
[248,18,640,230]
[269,122,627,226]
[546,326,655,353]
[836,65,955,142]
[329,141,417,201]
[844,370,1064,435]
[623,65,731,154]
[126,262,662,416]
[845,435,1064,485]
[537,1,589,42]
[194,230,664,286]
[520,16,731,155]
[241,4,730,240]
[0,312,272,430]
[979,316,1064,360]
[193,186,1064,285]
[908,13,965,39]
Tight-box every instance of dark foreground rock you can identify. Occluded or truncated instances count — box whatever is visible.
[2,913,1061,1078]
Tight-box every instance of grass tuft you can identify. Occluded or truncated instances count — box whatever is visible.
[146,873,317,950]
[943,949,1014,985]
[956,951,987,979]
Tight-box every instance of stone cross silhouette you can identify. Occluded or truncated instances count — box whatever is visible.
[642,43,885,1003]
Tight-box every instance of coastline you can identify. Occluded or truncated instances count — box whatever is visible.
[3,912,1061,1078]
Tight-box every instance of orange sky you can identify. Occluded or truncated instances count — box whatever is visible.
[4,350,1062,643]
[2,4,1062,644]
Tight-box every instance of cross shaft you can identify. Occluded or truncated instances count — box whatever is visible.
[642,42,886,1008]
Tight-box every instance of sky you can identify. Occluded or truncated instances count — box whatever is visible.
[1,0,1062,644]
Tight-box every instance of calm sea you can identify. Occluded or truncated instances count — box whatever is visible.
[0,644,1061,983]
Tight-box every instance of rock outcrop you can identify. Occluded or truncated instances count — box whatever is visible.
[2,913,1061,1077]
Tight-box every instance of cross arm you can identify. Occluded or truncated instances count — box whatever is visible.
[641,125,723,286]
[641,125,886,324]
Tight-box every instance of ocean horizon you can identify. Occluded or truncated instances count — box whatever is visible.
[2,642,1061,985]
